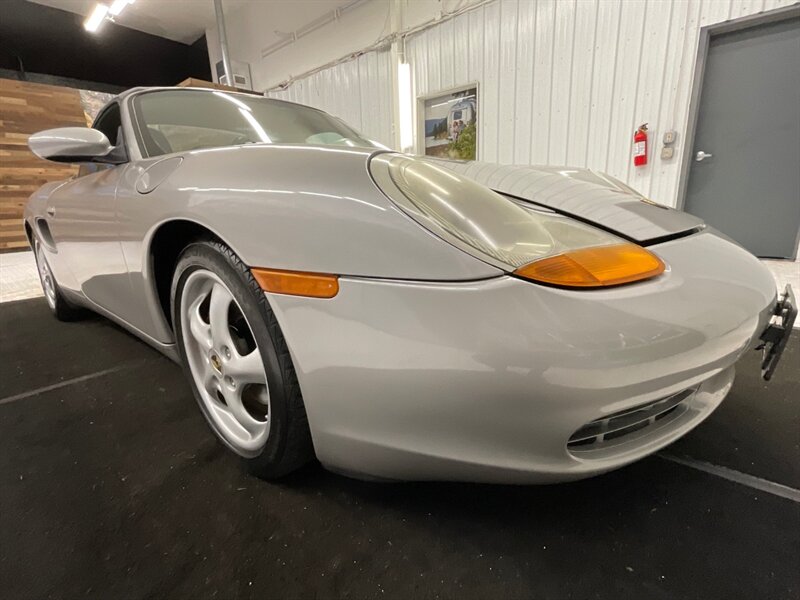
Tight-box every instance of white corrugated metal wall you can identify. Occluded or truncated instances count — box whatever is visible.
[267,50,395,148]
[268,0,793,206]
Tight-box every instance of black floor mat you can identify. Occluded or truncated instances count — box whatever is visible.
[1,298,798,599]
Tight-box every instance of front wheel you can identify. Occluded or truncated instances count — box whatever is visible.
[33,239,84,321]
[171,241,314,479]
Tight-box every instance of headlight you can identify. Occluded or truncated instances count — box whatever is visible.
[369,153,664,288]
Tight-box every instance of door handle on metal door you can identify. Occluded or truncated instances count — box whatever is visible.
[46,206,55,217]
[695,150,713,162]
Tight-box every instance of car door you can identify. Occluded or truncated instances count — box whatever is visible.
[43,102,133,313]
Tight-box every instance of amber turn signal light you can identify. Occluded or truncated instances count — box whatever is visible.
[251,267,339,298]
[514,243,665,288]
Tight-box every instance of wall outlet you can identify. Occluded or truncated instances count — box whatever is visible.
[661,146,675,160]
[663,130,677,145]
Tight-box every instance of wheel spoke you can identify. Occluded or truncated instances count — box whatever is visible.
[220,385,264,434]
[226,348,267,385]
[202,367,218,397]
[206,401,249,438]
[203,373,259,439]
[208,282,235,350]
[188,296,213,350]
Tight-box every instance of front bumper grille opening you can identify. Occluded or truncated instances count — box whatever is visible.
[602,418,650,442]
[567,387,695,453]
[655,404,680,422]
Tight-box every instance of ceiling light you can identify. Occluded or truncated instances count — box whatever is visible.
[109,0,135,17]
[84,3,109,32]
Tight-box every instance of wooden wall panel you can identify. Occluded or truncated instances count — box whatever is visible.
[0,78,85,252]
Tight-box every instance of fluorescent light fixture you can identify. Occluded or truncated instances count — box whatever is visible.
[397,62,413,151]
[84,3,109,32]
[109,0,135,17]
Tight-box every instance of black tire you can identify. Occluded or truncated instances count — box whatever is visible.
[171,240,315,479]
[33,239,85,321]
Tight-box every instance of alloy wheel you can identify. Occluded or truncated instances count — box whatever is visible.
[36,243,57,309]
[179,269,271,456]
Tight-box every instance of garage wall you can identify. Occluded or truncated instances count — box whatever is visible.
[206,0,479,92]
[259,0,792,207]
[267,49,395,148]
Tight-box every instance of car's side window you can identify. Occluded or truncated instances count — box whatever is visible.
[93,103,122,146]
[78,103,123,177]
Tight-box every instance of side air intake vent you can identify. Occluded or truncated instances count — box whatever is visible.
[35,218,56,251]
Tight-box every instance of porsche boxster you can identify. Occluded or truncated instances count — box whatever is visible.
[24,87,795,483]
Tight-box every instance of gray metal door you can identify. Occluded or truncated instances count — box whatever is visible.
[684,16,800,259]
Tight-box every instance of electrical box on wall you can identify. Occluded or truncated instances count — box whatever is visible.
[215,60,253,90]
[661,129,677,160]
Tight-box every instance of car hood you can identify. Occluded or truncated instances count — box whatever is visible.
[432,160,704,244]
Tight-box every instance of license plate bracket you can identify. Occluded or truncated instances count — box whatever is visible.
[758,284,796,381]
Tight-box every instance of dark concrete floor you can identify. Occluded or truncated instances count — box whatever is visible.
[1,298,798,599]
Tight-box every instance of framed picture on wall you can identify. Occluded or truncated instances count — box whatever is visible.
[419,84,478,160]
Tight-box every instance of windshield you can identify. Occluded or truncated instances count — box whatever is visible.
[131,89,378,157]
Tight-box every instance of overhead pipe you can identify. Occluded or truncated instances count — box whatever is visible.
[265,0,493,92]
[260,0,370,59]
[213,0,234,86]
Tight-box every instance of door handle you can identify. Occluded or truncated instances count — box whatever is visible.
[46,206,55,217]
[695,150,713,162]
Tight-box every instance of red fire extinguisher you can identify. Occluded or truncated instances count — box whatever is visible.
[633,123,648,167]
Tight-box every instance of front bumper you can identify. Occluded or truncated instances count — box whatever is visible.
[266,231,777,483]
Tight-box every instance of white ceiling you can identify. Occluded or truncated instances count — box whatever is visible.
[28,0,248,44]
[28,0,361,46]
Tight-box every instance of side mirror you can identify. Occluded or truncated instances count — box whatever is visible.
[28,127,114,163]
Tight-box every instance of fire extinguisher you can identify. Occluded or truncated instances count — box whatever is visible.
[633,123,648,167]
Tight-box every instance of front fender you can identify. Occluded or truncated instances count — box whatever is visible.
[148,144,501,281]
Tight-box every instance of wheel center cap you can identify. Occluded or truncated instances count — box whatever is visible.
[210,354,223,373]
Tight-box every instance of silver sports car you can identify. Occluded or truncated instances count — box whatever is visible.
[25,87,795,483]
